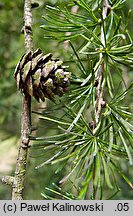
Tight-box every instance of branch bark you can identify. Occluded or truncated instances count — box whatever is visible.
[93,0,110,135]
[11,0,33,200]
[92,0,111,198]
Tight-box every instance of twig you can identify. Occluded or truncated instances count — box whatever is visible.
[11,0,33,200]
[92,0,111,199]
[93,0,110,135]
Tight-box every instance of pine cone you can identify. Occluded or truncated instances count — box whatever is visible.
[14,49,71,102]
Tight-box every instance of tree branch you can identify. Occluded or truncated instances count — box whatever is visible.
[11,0,33,200]
[93,0,110,135]
[92,0,111,199]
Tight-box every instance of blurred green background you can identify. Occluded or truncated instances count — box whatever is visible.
[0,0,133,199]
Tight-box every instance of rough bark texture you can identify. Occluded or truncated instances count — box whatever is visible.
[11,0,32,200]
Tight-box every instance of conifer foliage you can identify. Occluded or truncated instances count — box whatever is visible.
[32,0,133,199]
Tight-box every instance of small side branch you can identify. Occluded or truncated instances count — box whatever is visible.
[11,0,33,200]
[93,0,110,135]
[1,176,14,186]
[92,0,111,199]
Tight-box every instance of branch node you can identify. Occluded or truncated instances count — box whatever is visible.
[24,25,32,34]
[103,0,111,18]
[89,121,96,130]
[1,176,14,186]
[21,138,31,148]
[94,79,99,87]
[101,100,106,108]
